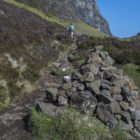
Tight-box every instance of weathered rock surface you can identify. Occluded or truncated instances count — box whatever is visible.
[16,0,111,35]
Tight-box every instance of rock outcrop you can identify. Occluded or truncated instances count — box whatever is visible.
[37,45,140,139]
[16,0,111,35]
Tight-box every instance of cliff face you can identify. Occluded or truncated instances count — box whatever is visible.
[16,0,111,35]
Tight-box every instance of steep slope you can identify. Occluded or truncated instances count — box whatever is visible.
[3,0,107,37]
[0,0,67,108]
[15,0,111,35]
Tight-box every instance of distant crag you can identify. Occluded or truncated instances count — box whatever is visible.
[15,0,111,35]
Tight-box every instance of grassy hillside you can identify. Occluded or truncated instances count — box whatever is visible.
[3,0,106,38]
[0,1,67,108]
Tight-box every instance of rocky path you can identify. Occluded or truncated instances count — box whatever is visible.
[0,41,76,140]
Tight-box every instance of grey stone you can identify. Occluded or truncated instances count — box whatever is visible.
[121,86,132,102]
[101,83,111,90]
[99,93,114,104]
[107,101,121,114]
[95,45,103,51]
[131,129,140,139]
[110,69,123,80]
[95,72,103,80]
[136,121,140,132]
[101,89,110,96]
[79,90,94,100]
[81,72,94,82]
[72,80,79,88]
[86,80,101,95]
[101,66,116,71]
[113,95,123,102]
[71,70,82,81]
[102,80,113,86]
[46,88,58,102]
[86,52,102,65]
[58,96,68,106]
[66,91,74,98]
[102,56,114,67]
[121,111,131,124]
[76,83,85,91]
[96,103,117,127]
[81,63,99,75]
[129,101,136,112]
[110,79,124,95]
[71,90,94,106]
[136,110,140,121]
[62,82,72,91]
[81,98,97,116]
[130,111,136,121]
[124,132,135,140]
[36,102,64,117]
[119,120,133,131]
[103,71,112,80]
[58,90,67,98]
[99,51,108,60]
[120,101,129,111]
[131,90,139,101]
[71,87,77,93]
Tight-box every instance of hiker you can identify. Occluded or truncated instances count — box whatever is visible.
[68,23,75,39]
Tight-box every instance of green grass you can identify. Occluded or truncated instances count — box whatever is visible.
[30,108,127,140]
[30,108,111,140]
[3,0,106,37]
[123,64,140,91]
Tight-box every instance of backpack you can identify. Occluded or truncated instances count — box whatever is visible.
[68,25,74,32]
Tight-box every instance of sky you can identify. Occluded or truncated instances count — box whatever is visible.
[96,0,140,38]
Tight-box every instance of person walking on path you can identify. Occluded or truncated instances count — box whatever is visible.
[68,23,75,39]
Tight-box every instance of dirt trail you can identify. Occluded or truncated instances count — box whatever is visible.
[0,41,76,140]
